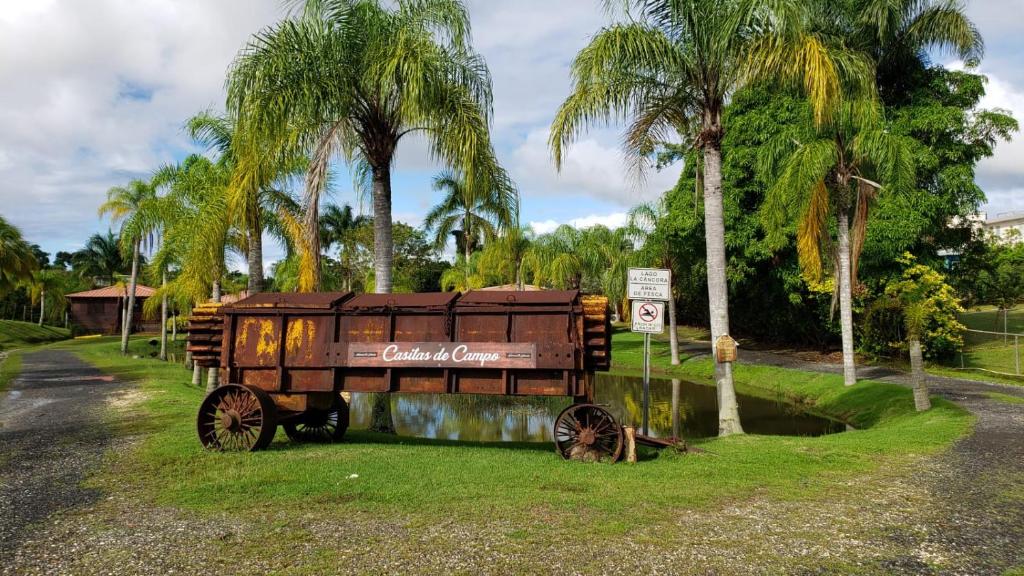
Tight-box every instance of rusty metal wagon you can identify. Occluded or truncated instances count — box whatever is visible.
[188,290,620,460]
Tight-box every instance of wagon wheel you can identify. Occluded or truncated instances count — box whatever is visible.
[553,403,624,463]
[283,397,350,443]
[197,384,277,451]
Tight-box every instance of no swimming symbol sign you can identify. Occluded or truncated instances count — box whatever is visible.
[631,300,664,334]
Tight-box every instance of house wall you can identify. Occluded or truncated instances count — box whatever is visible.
[68,297,161,335]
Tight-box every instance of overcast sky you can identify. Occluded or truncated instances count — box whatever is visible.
[0,0,1021,269]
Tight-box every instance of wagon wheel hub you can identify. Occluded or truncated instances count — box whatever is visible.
[220,410,242,432]
[578,428,597,446]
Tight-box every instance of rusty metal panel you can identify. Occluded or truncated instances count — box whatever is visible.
[229,291,352,309]
[456,371,504,394]
[287,369,334,392]
[283,315,334,368]
[457,290,578,306]
[341,292,458,311]
[233,316,282,368]
[514,371,570,396]
[241,369,278,391]
[337,293,456,394]
[454,314,506,342]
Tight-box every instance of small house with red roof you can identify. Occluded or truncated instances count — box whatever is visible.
[66,284,160,335]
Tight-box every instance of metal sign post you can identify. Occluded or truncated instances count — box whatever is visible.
[630,293,667,437]
[643,332,650,435]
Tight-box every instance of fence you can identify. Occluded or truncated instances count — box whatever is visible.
[956,328,1024,376]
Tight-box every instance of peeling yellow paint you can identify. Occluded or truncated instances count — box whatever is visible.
[255,319,278,362]
[235,317,255,350]
[284,318,319,361]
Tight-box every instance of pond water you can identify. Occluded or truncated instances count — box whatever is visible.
[348,373,846,442]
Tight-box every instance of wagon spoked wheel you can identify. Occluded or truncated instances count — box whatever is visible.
[553,403,624,463]
[197,384,277,451]
[283,397,350,443]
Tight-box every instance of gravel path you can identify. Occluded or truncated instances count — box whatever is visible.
[0,349,121,566]
[705,343,1024,574]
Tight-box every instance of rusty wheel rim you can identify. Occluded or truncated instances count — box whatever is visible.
[197,384,276,451]
[553,403,623,463]
[283,399,349,443]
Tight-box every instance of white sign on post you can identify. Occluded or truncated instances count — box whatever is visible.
[631,300,664,334]
[628,268,672,301]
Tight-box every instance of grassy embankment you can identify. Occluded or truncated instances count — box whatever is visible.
[0,319,70,392]
[56,328,971,537]
[0,319,70,351]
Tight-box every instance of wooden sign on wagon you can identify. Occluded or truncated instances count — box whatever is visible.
[346,342,539,369]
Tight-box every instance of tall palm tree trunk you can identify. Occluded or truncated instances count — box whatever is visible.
[121,239,141,355]
[372,165,394,295]
[370,163,395,434]
[38,288,45,326]
[247,222,264,295]
[909,338,930,411]
[836,212,857,386]
[159,271,168,361]
[703,137,743,436]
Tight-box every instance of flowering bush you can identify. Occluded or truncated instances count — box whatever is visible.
[861,254,965,360]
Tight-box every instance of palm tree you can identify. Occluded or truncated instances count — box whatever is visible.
[761,98,915,386]
[320,203,369,291]
[849,0,983,101]
[72,232,126,286]
[149,156,236,309]
[0,215,38,296]
[525,225,631,292]
[187,111,303,295]
[27,268,63,326]
[425,167,518,266]
[626,201,681,364]
[903,298,931,411]
[99,179,157,354]
[227,0,501,295]
[476,226,534,290]
[550,0,862,436]
[149,155,242,389]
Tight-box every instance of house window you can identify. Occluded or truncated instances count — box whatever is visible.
[87,301,106,315]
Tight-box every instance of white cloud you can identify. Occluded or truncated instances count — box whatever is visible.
[973,71,1024,188]
[511,128,679,206]
[946,61,1024,212]
[529,212,628,234]
[0,0,283,251]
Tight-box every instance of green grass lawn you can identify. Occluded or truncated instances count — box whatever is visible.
[985,391,1024,405]
[0,319,70,351]
[930,306,1024,382]
[0,351,22,392]
[960,306,1024,334]
[51,329,972,542]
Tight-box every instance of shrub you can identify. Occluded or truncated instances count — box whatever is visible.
[861,254,965,360]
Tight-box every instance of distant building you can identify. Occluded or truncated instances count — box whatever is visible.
[981,212,1024,243]
[66,285,160,335]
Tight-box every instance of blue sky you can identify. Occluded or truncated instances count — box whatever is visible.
[0,0,1021,271]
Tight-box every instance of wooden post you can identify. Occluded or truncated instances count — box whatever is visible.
[624,426,637,464]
